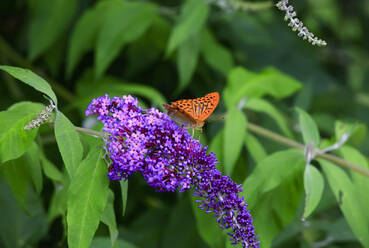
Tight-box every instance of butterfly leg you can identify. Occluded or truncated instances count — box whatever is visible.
[198,128,202,142]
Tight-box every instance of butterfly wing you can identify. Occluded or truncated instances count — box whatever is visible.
[175,92,219,122]
[195,92,219,121]
[163,102,196,128]
[173,99,197,120]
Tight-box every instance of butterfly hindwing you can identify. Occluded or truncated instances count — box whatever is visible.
[176,99,197,120]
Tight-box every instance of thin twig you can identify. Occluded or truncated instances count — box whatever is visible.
[159,6,178,16]
[209,114,369,178]
[75,127,105,138]
[247,122,304,149]
[247,123,369,177]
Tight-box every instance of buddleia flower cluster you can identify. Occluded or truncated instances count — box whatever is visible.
[86,95,260,248]
[24,101,56,130]
[276,0,327,46]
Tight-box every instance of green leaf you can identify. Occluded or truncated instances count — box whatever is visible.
[209,130,224,172]
[224,107,247,174]
[200,29,233,76]
[224,67,301,108]
[120,180,128,216]
[334,121,355,141]
[319,159,369,247]
[296,107,320,146]
[75,71,166,112]
[244,133,267,164]
[67,146,109,248]
[335,121,366,146]
[245,98,293,138]
[326,218,357,242]
[48,182,68,223]
[0,102,44,163]
[124,15,170,75]
[166,0,209,55]
[42,38,65,77]
[0,180,48,248]
[80,134,105,154]
[119,208,168,247]
[294,82,313,110]
[54,112,83,178]
[95,2,157,78]
[67,8,97,76]
[0,66,58,105]
[91,237,138,248]
[66,6,104,77]
[177,34,200,93]
[67,0,127,76]
[40,154,63,183]
[242,149,305,209]
[251,172,303,248]
[28,0,78,60]
[25,142,43,194]
[161,196,205,248]
[259,67,303,97]
[339,146,369,222]
[191,191,224,248]
[302,165,324,219]
[1,157,31,212]
[101,190,118,247]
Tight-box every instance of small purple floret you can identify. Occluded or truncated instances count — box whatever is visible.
[86,95,260,247]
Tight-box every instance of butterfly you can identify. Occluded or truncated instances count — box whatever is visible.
[163,92,219,132]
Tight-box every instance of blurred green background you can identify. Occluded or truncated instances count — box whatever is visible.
[1,0,369,247]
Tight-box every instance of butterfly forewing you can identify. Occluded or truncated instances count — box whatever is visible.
[176,92,219,121]
[195,92,219,121]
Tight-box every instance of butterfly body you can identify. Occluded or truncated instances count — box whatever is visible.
[163,92,219,130]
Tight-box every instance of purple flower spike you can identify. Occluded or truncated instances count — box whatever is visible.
[86,94,260,247]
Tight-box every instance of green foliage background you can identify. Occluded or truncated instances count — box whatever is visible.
[1,0,369,247]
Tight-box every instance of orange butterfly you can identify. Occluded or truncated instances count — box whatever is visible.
[163,92,219,132]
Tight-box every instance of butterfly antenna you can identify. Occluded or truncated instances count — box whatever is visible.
[208,113,225,122]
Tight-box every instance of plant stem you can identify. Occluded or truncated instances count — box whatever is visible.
[75,127,105,138]
[0,35,76,103]
[209,114,369,177]
[247,122,369,178]
[247,122,304,149]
